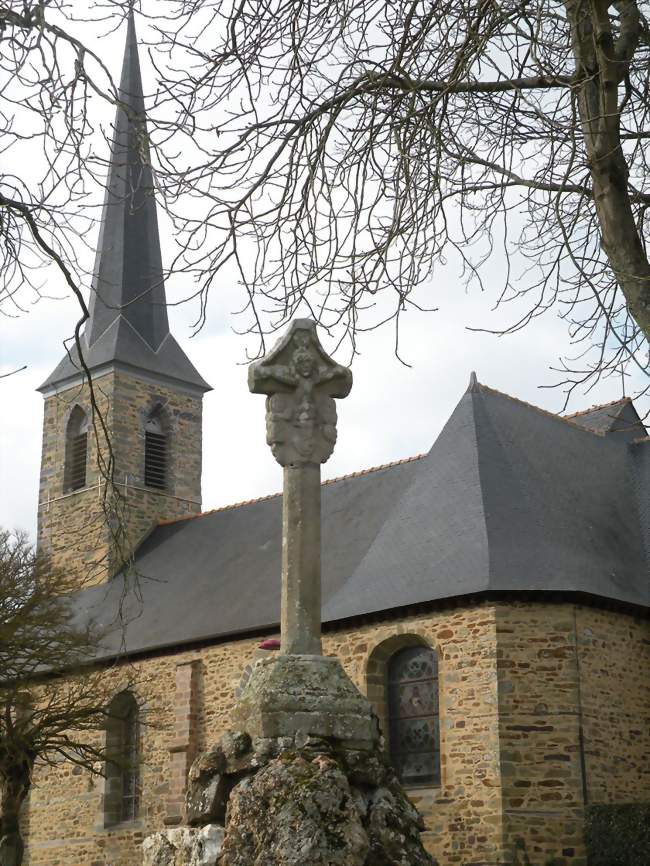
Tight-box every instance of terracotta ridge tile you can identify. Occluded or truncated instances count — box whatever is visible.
[564,396,631,419]
[475,382,606,436]
[323,452,426,486]
[157,453,426,527]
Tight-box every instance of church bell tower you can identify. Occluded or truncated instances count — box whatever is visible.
[37,11,211,587]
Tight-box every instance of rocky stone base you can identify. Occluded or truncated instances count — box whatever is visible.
[183,728,436,866]
[144,655,436,866]
[142,825,224,866]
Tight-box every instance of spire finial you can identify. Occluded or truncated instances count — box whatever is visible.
[468,371,480,393]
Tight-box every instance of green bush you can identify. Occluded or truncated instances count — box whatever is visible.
[585,803,650,866]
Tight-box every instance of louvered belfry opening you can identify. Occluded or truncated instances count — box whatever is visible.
[64,406,89,492]
[144,411,167,490]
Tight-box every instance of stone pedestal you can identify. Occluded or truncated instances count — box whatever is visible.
[169,654,437,866]
[232,654,379,748]
[142,659,435,866]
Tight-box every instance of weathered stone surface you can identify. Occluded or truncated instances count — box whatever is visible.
[248,319,352,468]
[214,747,437,866]
[233,654,380,747]
[218,753,369,866]
[221,731,251,761]
[281,463,323,654]
[186,747,230,825]
[365,784,431,866]
[142,825,223,866]
[248,318,352,655]
[220,731,253,774]
[183,728,434,866]
[341,749,389,788]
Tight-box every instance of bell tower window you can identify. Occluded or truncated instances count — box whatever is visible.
[144,411,167,490]
[64,406,89,492]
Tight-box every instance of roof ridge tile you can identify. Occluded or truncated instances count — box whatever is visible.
[564,396,631,419]
[475,382,606,436]
[157,453,426,527]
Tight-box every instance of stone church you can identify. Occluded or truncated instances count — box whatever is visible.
[26,13,649,866]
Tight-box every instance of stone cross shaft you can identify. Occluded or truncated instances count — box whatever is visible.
[248,319,352,655]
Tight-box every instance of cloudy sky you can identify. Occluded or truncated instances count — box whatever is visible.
[3,245,645,541]
[1,10,647,540]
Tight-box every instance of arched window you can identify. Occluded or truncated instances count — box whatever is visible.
[387,645,440,786]
[64,406,89,492]
[104,692,140,826]
[144,410,167,490]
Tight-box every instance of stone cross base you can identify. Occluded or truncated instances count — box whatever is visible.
[142,825,223,866]
[231,654,379,748]
[141,656,436,866]
[178,726,436,866]
[161,655,437,866]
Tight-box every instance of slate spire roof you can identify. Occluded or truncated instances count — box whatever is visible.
[39,11,210,394]
[75,380,649,660]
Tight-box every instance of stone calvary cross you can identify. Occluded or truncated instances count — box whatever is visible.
[144,318,434,866]
[248,319,352,655]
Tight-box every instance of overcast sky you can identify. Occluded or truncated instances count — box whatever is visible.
[1,10,647,541]
[3,247,646,542]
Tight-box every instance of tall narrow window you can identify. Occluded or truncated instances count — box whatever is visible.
[144,412,167,490]
[388,645,440,786]
[105,691,140,826]
[64,406,88,492]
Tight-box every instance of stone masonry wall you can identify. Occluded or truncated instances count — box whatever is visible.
[37,370,203,587]
[496,604,587,866]
[577,606,650,804]
[495,603,650,866]
[19,602,650,866]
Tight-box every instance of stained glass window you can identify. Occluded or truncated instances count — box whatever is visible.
[387,645,440,786]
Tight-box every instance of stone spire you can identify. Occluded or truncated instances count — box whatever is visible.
[39,10,210,394]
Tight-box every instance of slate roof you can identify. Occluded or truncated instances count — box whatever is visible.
[566,397,646,442]
[39,12,210,395]
[77,382,649,661]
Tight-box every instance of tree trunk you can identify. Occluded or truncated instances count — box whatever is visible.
[0,772,30,866]
[565,0,650,339]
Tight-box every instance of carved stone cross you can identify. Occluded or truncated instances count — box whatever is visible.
[249,319,352,654]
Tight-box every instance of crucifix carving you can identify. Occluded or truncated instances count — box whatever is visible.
[249,319,352,654]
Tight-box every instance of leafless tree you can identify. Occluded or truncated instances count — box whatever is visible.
[1,1,649,399]
[0,529,135,866]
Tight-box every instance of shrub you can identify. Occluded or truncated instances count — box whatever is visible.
[584,804,650,866]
